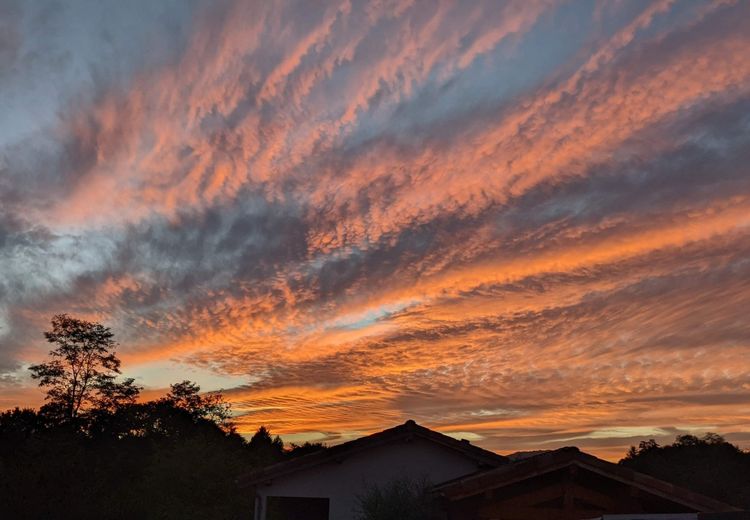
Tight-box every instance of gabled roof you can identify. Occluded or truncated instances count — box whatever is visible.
[239,419,508,488]
[433,446,739,513]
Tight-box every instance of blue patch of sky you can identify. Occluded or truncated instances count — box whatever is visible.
[0,0,199,148]
[329,300,415,331]
[129,359,252,392]
[341,1,616,151]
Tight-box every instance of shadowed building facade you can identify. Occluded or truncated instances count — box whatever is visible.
[242,420,506,519]
[435,447,739,519]
[240,421,739,520]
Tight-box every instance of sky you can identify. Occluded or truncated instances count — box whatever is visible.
[1,0,749,460]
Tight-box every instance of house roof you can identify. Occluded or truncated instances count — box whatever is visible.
[239,419,508,488]
[433,446,739,513]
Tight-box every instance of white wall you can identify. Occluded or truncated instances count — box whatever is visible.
[255,437,484,520]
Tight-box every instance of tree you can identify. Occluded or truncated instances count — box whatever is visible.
[0,407,47,439]
[28,314,140,423]
[287,441,327,459]
[620,433,750,508]
[4,317,266,519]
[96,376,142,412]
[164,380,232,430]
[248,425,285,466]
[625,438,659,459]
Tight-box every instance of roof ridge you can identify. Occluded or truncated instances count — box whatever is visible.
[238,420,506,487]
[433,446,739,512]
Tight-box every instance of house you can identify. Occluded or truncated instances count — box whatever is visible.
[240,419,508,519]
[434,447,740,519]
[240,421,740,520]
[587,516,750,520]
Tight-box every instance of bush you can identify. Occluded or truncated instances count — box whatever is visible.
[355,476,437,520]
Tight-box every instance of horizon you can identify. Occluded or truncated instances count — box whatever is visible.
[1,0,750,463]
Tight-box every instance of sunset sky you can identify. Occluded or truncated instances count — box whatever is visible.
[1,0,749,460]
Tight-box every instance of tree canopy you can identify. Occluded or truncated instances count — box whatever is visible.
[1,314,326,519]
[620,432,750,508]
[165,380,233,430]
[29,314,140,423]
[10,314,750,518]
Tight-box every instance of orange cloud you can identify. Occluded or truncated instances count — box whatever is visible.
[4,0,750,460]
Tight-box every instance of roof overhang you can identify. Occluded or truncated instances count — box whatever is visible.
[433,447,739,513]
[238,419,508,488]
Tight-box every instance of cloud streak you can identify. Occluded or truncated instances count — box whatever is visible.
[1,0,749,459]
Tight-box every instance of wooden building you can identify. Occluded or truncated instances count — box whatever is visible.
[435,447,739,520]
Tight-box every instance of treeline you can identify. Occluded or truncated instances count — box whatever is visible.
[3,315,750,517]
[619,432,750,508]
[0,315,324,519]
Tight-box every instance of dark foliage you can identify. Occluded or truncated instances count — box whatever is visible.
[620,433,750,508]
[0,314,327,519]
[164,380,233,430]
[355,476,437,520]
[247,425,285,467]
[0,403,259,519]
[286,441,328,459]
[29,314,140,425]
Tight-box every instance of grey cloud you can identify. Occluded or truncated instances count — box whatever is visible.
[1,0,749,453]
[0,0,203,203]
[0,1,22,73]
[203,232,750,433]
